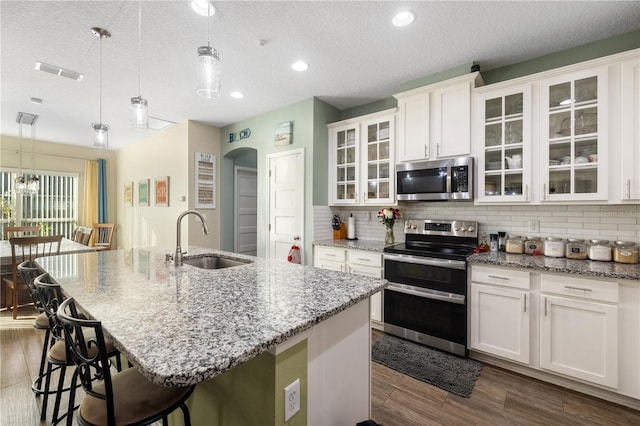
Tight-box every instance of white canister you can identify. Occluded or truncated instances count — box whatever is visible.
[588,240,612,261]
[544,237,565,258]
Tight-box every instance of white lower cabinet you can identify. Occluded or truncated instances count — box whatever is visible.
[470,266,530,364]
[314,246,383,323]
[540,274,619,389]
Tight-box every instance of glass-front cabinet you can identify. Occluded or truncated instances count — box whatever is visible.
[539,67,608,201]
[331,123,359,204]
[477,86,532,202]
[328,110,395,206]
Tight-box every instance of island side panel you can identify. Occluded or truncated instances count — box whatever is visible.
[307,299,371,425]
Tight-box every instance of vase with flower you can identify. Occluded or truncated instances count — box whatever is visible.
[377,207,401,245]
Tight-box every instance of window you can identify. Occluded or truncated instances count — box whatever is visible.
[1,169,79,238]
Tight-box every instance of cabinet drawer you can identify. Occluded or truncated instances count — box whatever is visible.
[314,246,346,263]
[471,265,530,290]
[348,250,382,268]
[541,274,619,303]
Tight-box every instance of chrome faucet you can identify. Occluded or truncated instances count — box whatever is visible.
[174,210,210,266]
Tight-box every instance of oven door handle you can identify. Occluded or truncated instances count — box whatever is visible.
[383,253,467,270]
[387,283,466,305]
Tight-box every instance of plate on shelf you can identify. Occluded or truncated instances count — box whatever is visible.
[486,161,502,170]
[549,160,560,166]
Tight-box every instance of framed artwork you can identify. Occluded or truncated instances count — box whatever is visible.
[155,176,169,207]
[124,182,133,207]
[138,179,150,206]
[274,121,292,146]
[195,152,216,208]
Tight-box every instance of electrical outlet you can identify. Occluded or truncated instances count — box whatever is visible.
[284,378,300,422]
[528,219,539,233]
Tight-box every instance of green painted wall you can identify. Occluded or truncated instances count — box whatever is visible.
[312,98,341,206]
[220,98,316,262]
[170,340,308,426]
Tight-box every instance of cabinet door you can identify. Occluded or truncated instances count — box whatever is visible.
[396,93,430,162]
[539,67,608,201]
[329,124,360,205]
[432,81,472,158]
[621,57,640,201]
[477,86,532,202]
[361,116,395,205]
[470,283,530,364]
[540,294,618,388]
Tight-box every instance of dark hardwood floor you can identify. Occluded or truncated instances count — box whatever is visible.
[1,309,638,425]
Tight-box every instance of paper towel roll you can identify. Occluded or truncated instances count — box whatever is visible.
[347,215,355,239]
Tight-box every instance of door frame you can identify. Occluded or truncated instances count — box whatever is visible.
[233,165,258,254]
[266,148,305,261]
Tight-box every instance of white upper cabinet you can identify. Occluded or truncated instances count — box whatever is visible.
[328,109,396,206]
[395,72,483,163]
[476,85,533,203]
[620,56,640,201]
[539,67,609,202]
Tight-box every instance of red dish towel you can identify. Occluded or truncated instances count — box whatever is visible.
[287,244,301,264]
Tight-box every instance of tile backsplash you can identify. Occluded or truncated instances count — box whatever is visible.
[314,203,640,244]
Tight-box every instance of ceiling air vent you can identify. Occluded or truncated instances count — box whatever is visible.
[35,61,84,81]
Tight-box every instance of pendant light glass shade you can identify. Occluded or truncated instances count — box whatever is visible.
[196,45,221,99]
[93,123,110,149]
[130,96,149,128]
[15,175,26,194]
[26,176,39,195]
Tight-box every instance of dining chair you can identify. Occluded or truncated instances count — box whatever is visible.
[92,223,115,250]
[3,235,63,319]
[3,225,40,239]
[72,226,93,246]
[57,297,194,426]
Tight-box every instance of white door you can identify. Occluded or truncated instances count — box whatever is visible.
[234,166,257,256]
[268,149,304,262]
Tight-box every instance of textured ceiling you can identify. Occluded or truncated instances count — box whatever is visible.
[1,1,639,150]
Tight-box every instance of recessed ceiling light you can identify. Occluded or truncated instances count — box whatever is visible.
[392,11,415,27]
[191,0,217,17]
[292,61,309,72]
[230,91,244,99]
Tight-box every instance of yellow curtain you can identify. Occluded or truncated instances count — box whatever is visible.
[82,160,98,243]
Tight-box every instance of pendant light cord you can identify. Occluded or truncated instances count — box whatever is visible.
[99,33,103,124]
[137,0,142,96]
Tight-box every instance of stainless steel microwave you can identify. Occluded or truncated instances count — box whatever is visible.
[396,156,474,201]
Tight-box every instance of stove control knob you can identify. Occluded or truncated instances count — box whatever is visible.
[467,226,475,232]
[454,227,461,232]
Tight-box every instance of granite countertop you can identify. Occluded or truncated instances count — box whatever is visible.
[313,239,388,252]
[36,248,387,387]
[469,251,640,281]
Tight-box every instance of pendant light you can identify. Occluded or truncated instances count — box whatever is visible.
[15,112,39,195]
[130,0,148,129]
[196,2,221,99]
[92,27,111,149]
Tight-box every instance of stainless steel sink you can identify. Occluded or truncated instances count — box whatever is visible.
[182,254,252,269]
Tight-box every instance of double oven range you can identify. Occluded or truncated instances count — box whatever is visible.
[383,219,478,357]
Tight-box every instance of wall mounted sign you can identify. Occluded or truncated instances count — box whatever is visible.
[195,152,215,208]
[155,176,169,207]
[274,121,293,146]
[124,182,133,207]
[138,179,150,206]
[228,128,252,143]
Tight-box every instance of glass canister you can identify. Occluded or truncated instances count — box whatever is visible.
[613,241,639,264]
[565,239,588,260]
[588,240,612,261]
[544,237,565,258]
[524,236,543,255]
[505,235,524,254]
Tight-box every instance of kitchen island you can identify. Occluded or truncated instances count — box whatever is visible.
[37,247,387,426]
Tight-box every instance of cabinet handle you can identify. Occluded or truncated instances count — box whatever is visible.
[544,297,548,317]
[524,294,527,313]
[543,183,547,201]
[424,144,429,159]
[364,191,367,201]
[525,184,529,201]
[325,253,336,257]
[355,192,359,203]
[488,275,509,280]
[356,258,370,262]
[340,264,344,272]
[436,143,441,156]
[627,179,631,199]
[564,285,592,292]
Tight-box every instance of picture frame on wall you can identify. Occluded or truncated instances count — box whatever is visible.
[155,176,169,207]
[124,182,133,207]
[138,179,150,206]
[195,152,216,209]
